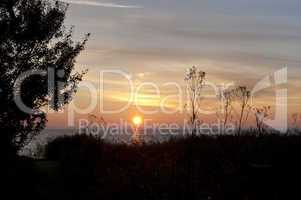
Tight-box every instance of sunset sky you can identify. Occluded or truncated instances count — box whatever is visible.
[48,0,301,128]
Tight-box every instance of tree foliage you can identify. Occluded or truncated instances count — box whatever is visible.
[0,0,89,154]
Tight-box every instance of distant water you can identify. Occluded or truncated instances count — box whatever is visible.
[21,128,185,157]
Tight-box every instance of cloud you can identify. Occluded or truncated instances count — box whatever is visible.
[62,0,140,8]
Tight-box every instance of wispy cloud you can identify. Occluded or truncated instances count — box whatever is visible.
[62,0,140,8]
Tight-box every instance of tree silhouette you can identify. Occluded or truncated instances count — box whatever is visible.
[0,0,89,157]
[185,66,206,135]
[233,86,251,135]
[217,88,235,131]
[254,106,271,135]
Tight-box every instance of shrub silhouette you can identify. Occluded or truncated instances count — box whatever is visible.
[42,133,301,200]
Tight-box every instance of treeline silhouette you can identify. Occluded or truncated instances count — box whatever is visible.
[9,132,299,200]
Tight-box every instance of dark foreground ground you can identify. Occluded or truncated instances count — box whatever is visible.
[4,133,301,200]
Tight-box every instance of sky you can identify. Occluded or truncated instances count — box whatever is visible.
[47,0,301,128]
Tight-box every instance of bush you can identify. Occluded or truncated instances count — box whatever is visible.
[43,133,301,200]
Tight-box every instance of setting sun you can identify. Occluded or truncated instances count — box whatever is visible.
[132,116,143,126]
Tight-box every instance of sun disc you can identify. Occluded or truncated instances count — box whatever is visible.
[132,116,143,126]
